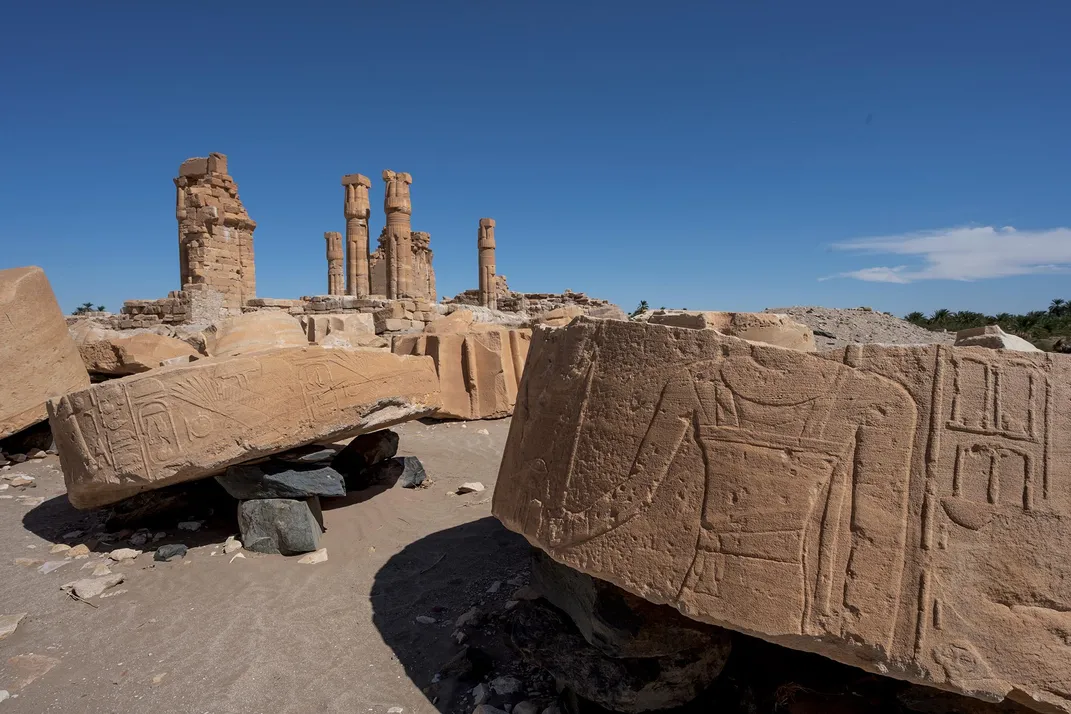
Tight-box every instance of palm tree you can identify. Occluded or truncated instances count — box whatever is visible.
[629,300,649,318]
[929,308,951,325]
[905,311,926,325]
[96,304,106,312]
[1050,298,1066,316]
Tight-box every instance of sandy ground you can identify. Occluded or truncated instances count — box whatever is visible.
[0,419,530,714]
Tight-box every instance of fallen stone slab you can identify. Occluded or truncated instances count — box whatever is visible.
[392,310,531,420]
[70,323,200,376]
[238,498,322,555]
[204,310,309,357]
[217,461,346,500]
[0,266,90,438]
[49,346,441,508]
[62,573,124,599]
[493,317,1071,714]
[955,325,1040,352]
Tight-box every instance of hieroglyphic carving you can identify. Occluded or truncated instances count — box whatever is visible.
[49,347,442,509]
[493,319,1071,713]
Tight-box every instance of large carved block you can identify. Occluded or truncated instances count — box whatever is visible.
[392,311,530,420]
[1,267,90,438]
[49,347,441,508]
[493,317,1071,713]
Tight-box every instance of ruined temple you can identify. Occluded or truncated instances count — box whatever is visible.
[369,228,436,301]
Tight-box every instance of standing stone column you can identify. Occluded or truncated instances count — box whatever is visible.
[382,170,413,299]
[342,173,371,297]
[325,231,344,296]
[478,218,497,310]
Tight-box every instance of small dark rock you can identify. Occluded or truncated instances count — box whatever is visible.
[237,498,322,555]
[331,430,399,486]
[359,455,427,489]
[217,461,346,500]
[274,444,340,465]
[154,544,188,562]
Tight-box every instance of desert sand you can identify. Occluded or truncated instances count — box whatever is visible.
[0,419,529,714]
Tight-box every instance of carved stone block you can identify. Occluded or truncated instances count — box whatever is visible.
[49,346,442,508]
[493,317,1071,713]
[1,267,90,438]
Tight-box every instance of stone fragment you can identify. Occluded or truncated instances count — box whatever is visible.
[415,615,437,625]
[538,305,584,327]
[91,564,112,577]
[7,476,32,488]
[177,521,202,531]
[62,573,124,599]
[217,461,345,500]
[66,544,90,558]
[393,313,531,420]
[955,325,1040,352]
[331,430,399,478]
[6,653,59,691]
[204,311,308,357]
[14,558,42,567]
[647,310,816,351]
[490,676,523,696]
[0,690,7,703]
[69,323,199,375]
[0,612,26,640]
[223,536,242,554]
[0,266,90,438]
[530,548,728,658]
[510,599,730,713]
[458,482,484,494]
[108,548,141,562]
[472,683,491,705]
[305,313,375,344]
[154,544,187,561]
[49,544,71,554]
[513,703,540,714]
[297,547,328,564]
[37,561,69,574]
[49,346,441,508]
[493,317,1071,713]
[394,456,427,488]
[237,498,322,555]
[275,444,340,465]
[26,448,46,459]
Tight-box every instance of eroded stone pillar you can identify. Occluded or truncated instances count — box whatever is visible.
[325,231,344,296]
[478,218,497,310]
[382,170,413,299]
[342,173,371,297]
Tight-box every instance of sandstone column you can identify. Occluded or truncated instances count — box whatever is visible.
[342,173,371,297]
[382,170,413,299]
[325,231,344,295]
[478,218,497,310]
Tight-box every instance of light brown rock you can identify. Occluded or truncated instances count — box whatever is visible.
[478,218,497,310]
[305,313,375,345]
[204,311,307,356]
[49,346,442,508]
[342,173,372,297]
[324,231,344,296]
[70,323,200,375]
[393,314,531,420]
[0,267,91,438]
[955,325,1040,352]
[539,306,584,327]
[648,310,816,351]
[493,317,1071,714]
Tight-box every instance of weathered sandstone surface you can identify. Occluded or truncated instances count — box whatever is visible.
[493,317,1071,713]
[0,267,90,438]
[49,346,441,508]
[205,311,307,357]
[392,310,530,420]
[956,325,1040,352]
[648,310,816,351]
[70,323,200,375]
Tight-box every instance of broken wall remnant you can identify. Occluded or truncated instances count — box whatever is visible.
[478,218,497,309]
[369,230,437,301]
[174,153,256,317]
[50,346,443,509]
[392,310,531,420]
[493,317,1071,714]
[1,267,91,438]
[325,231,344,296]
[342,173,372,298]
[647,310,817,351]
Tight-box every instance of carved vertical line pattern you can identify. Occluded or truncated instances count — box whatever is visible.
[915,346,947,661]
[1044,375,1053,500]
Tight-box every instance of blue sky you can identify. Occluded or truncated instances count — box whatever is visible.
[1,1,1069,318]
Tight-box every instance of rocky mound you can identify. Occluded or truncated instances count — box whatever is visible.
[764,306,955,350]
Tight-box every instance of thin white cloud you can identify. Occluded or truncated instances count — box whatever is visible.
[823,226,1071,283]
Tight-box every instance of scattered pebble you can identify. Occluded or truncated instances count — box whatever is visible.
[177,521,202,532]
[506,574,525,587]
[153,532,166,542]
[0,484,7,491]
[0,690,8,703]
[99,589,127,599]
[67,544,90,559]
[504,600,519,610]
[50,544,71,555]
[62,573,124,599]
[27,448,47,459]
[229,552,246,563]
[387,708,403,714]
[223,536,242,554]
[0,613,27,640]
[0,465,9,471]
[91,564,113,577]
[154,544,188,562]
[108,548,142,562]
[513,702,540,714]
[491,675,523,696]
[415,615,437,625]
[8,476,34,488]
[474,707,508,714]
[487,581,502,594]
[10,454,27,464]
[456,607,481,628]
[512,586,539,601]
[152,673,167,686]
[457,482,485,494]
[61,530,83,540]
[129,532,149,547]
[477,428,489,435]
[37,561,70,574]
[16,496,44,507]
[472,683,491,705]
[14,558,42,567]
[297,548,328,565]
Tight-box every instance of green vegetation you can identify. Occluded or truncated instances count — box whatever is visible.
[72,302,105,315]
[905,298,1071,349]
[629,300,649,318]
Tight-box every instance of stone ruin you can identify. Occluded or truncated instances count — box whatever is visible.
[494,316,1071,713]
